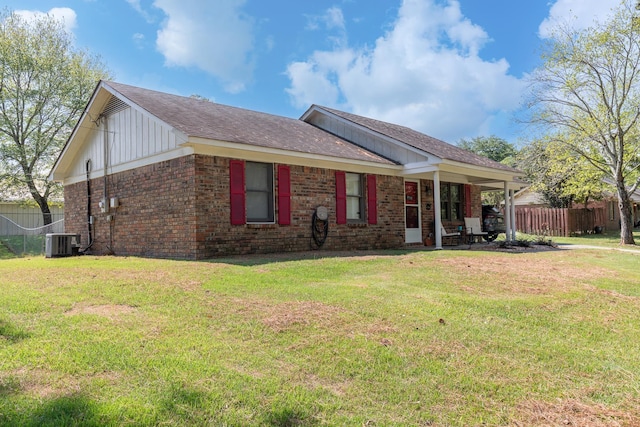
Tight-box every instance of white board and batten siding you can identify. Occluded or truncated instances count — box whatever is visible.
[307,113,427,166]
[68,102,184,182]
[112,104,180,163]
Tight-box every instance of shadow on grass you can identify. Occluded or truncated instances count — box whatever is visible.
[0,394,102,427]
[158,383,320,426]
[265,407,320,426]
[0,318,29,343]
[160,383,207,422]
[208,248,421,267]
[0,376,20,398]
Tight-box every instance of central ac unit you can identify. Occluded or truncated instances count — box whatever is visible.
[45,233,80,258]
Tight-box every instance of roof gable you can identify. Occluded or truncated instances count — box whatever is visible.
[104,82,394,166]
[52,81,522,187]
[304,105,518,173]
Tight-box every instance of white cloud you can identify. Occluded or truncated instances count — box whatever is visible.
[286,58,344,107]
[153,0,254,93]
[132,33,145,49]
[305,7,346,31]
[286,0,523,142]
[126,0,155,24]
[325,7,346,31]
[15,7,77,33]
[539,0,620,38]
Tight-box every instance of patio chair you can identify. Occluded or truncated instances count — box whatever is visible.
[440,225,461,245]
[464,217,488,243]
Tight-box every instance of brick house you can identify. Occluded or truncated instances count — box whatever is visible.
[50,81,522,259]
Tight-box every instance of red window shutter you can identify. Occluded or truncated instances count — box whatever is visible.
[277,165,291,225]
[367,175,377,225]
[335,171,347,224]
[229,160,246,225]
[464,184,472,218]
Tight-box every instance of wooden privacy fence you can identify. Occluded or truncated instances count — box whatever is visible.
[515,207,606,237]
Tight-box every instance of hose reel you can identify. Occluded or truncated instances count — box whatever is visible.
[312,206,329,247]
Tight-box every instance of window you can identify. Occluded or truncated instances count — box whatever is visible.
[346,173,364,221]
[440,183,462,221]
[336,172,377,224]
[246,162,274,222]
[230,161,289,225]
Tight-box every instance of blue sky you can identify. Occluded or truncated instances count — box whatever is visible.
[6,0,625,145]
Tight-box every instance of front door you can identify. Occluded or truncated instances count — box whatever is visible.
[404,180,422,243]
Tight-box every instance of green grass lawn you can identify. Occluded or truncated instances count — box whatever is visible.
[1,248,639,426]
[553,230,640,247]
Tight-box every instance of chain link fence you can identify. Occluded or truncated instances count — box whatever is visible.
[0,214,65,256]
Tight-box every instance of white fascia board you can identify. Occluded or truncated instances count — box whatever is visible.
[400,161,442,176]
[482,182,527,191]
[440,159,523,176]
[186,137,402,175]
[302,106,527,186]
[302,106,432,160]
[440,160,523,182]
[299,104,317,121]
[50,84,113,181]
[60,146,195,186]
[399,159,524,188]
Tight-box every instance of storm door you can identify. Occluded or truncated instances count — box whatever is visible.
[404,180,422,243]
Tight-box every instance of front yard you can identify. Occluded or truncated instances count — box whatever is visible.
[1,247,639,426]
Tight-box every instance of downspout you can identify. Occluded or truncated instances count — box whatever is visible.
[103,115,109,205]
[83,159,93,252]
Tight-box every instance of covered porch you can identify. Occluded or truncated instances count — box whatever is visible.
[400,159,524,249]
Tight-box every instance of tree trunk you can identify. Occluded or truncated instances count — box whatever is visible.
[616,182,635,245]
[29,187,52,226]
[39,202,53,227]
[24,174,52,226]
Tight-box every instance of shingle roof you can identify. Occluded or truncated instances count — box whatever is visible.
[314,106,519,173]
[104,82,396,166]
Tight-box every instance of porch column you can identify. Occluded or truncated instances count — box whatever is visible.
[510,189,517,241]
[504,181,512,242]
[433,171,442,250]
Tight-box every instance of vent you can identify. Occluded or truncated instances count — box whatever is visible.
[102,96,130,117]
[45,233,81,258]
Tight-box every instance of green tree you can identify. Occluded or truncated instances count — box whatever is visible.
[526,0,640,244]
[0,10,110,225]
[457,135,517,164]
[518,137,607,208]
[458,136,518,206]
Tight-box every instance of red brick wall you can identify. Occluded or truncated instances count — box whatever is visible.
[63,155,487,258]
[65,154,408,259]
[64,156,198,259]
[192,157,406,257]
[470,185,483,218]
